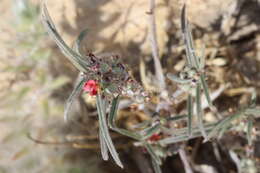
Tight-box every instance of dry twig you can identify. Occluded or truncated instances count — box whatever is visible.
[147,0,166,90]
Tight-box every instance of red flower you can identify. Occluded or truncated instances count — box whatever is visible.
[148,133,161,141]
[83,80,98,96]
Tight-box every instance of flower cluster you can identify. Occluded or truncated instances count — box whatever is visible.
[81,53,148,101]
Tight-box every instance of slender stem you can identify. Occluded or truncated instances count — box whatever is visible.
[247,116,253,146]
[187,94,193,136]
[151,157,162,173]
[178,145,194,173]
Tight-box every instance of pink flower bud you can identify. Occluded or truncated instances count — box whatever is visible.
[148,133,161,141]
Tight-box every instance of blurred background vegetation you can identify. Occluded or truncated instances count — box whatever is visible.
[0,0,260,173]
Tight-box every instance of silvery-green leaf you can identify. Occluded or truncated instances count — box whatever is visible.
[131,120,151,129]
[41,3,89,72]
[64,74,85,122]
[245,108,260,118]
[152,157,162,173]
[181,5,192,66]
[200,75,223,119]
[148,0,166,90]
[144,143,162,165]
[198,44,206,69]
[200,75,213,107]
[167,73,192,84]
[207,112,243,139]
[96,94,123,168]
[186,23,200,68]
[187,94,193,137]
[218,122,232,139]
[141,123,161,140]
[159,125,215,145]
[181,6,200,68]
[196,83,208,140]
[170,122,216,136]
[159,134,190,145]
[99,129,109,160]
[108,97,142,140]
[73,29,88,55]
[247,117,253,146]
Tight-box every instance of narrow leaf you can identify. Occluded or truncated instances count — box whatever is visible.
[141,123,161,140]
[218,122,232,139]
[247,117,253,146]
[181,5,198,68]
[99,129,109,160]
[108,97,142,140]
[178,147,194,173]
[151,157,162,173]
[181,5,192,65]
[64,74,85,122]
[245,108,260,118]
[196,83,208,140]
[187,94,193,137]
[181,5,187,34]
[159,134,189,145]
[108,96,120,128]
[73,29,88,55]
[186,23,200,68]
[144,143,162,165]
[207,112,243,139]
[199,44,206,69]
[97,94,123,168]
[131,120,151,129]
[171,122,217,136]
[159,125,215,145]
[200,75,213,107]
[181,5,193,66]
[41,3,90,72]
[167,73,192,84]
[148,0,166,90]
